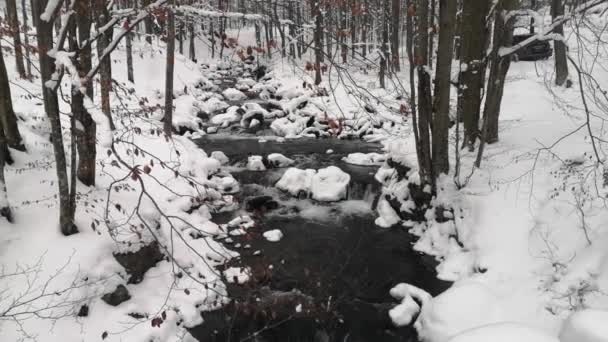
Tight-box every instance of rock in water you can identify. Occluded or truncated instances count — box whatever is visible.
[310,166,351,202]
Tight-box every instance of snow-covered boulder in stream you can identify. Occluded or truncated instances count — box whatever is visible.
[211,151,229,165]
[270,115,310,137]
[247,156,266,171]
[211,106,242,127]
[343,152,386,166]
[223,88,248,101]
[172,95,202,131]
[310,166,351,202]
[267,153,295,168]
[276,167,316,197]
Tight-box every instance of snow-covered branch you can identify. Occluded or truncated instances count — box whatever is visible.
[178,5,270,22]
[498,0,608,57]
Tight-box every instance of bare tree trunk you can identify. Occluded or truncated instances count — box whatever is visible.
[142,0,153,43]
[313,0,322,85]
[391,0,401,71]
[458,0,488,150]
[416,0,433,184]
[95,0,115,130]
[164,2,175,137]
[0,46,25,151]
[188,22,196,62]
[362,0,369,59]
[126,31,135,83]
[178,22,184,54]
[379,0,389,88]
[21,0,33,79]
[34,0,77,236]
[340,6,348,64]
[477,0,518,162]
[552,0,569,86]
[75,0,93,98]
[0,121,12,223]
[432,0,457,177]
[6,0,26,78]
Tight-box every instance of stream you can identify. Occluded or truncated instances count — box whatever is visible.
[189,135,450,342]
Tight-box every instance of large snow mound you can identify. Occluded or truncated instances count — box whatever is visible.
[415,281,504,342]
[448,322,558,342]
[560,309,608,342]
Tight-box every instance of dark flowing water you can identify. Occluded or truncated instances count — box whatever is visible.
[189,135,450,342]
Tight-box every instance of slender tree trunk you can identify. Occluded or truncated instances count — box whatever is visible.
[362,0,369,59]
[391,0,401,71]
[432,0,457,177]
[379,0,389,88]
[164,2,175,137]
[21,0,33,79]
[313,0,323,85]
[189,22,196,61]
[178,22,184,54]
[416,0,433,184]
[34,0,77,235]
[95,0,115,130]
[0,121,12,223]
[142,0,153,43]
[0,46,25,151]
[458,0,488,150]
[126,31,135,82]
[340,6,348,64]
[76,0,93,98]
[478,0,518,159]
[552,0,569,86]
[6,0,26,78]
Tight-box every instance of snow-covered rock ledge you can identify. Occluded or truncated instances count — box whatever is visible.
[276,166,351,202]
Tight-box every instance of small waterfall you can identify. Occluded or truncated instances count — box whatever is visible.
[347,180,380,206]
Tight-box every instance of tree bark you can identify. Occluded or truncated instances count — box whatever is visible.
[552,0,569,86]
[391,0,401,71]
[416,0,433,184]
[432,0,457,176]
[188,22,196,62]
[458,0,489,150]
[0,120,12,223]
[0,45,26,151]
[94,0,115,130]
[379,0,389,88]
[313,0,323,85]
[6,0,26,78]
[164,1,175,137]
[478,0,518,161]
[21,0,33,79]
[76,0,94,98]
[34,0,77,235]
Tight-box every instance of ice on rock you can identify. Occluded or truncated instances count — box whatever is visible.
[267,153,295,168]
[222,88,248,101]
[211,151,229,165]
[310,166,351,202]
[262,229,284,242]
[247,155,266,171]
[276,167,316,197]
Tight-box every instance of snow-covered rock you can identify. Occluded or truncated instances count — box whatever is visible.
[247,155,266,171]
[249,118,261,128]
[210,106,241,126]
[270,116,309,137]
[310,166,351,202]
[206,126,218,134]
[343,152,386,166]
[267,153,295,168]
[223,88,248,101]
[560,309,608,342]
[211,151,229,165]
[224,267,251,284]
[375,196,400,227]
[276,167,316,197]
[448,322,558,342]
[263,229,284,242]
[389,283,432,327]
[172,95,203,131]
[202,96,229,114]
[415,281,504,342]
